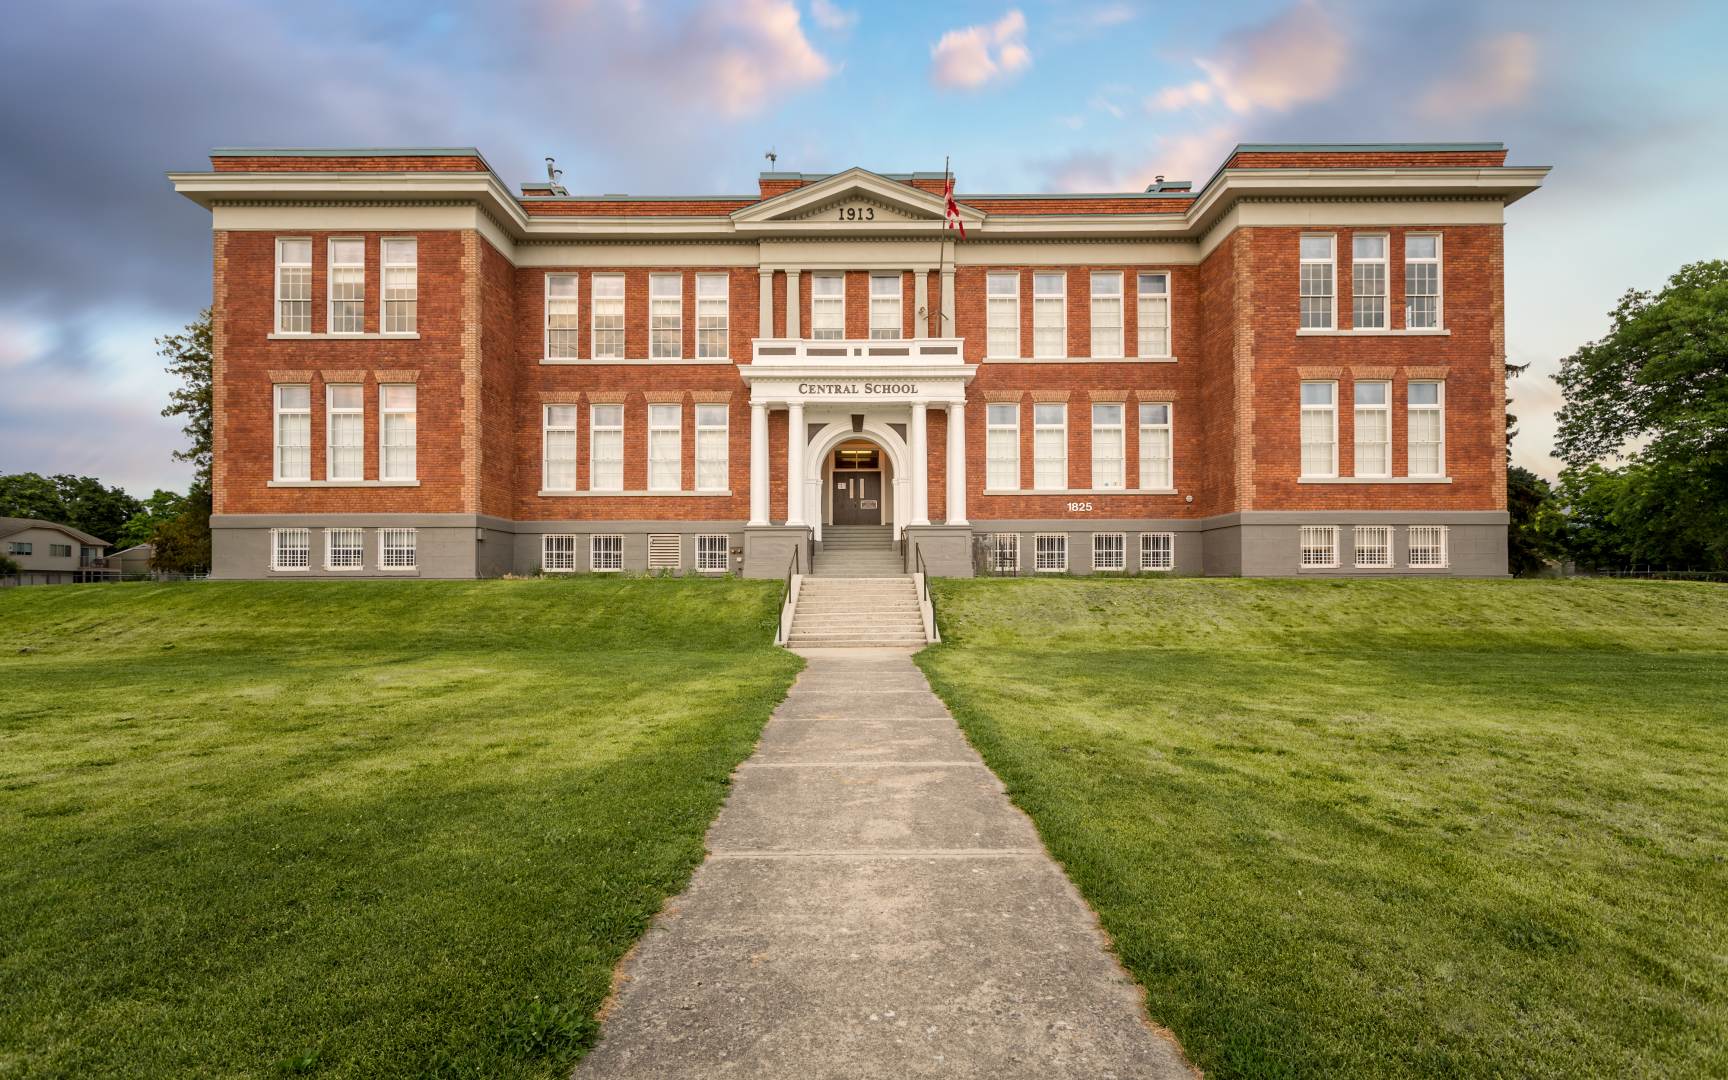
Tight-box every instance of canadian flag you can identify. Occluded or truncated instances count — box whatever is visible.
[942,172,965,240]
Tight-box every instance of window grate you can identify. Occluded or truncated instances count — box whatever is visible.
[987,533,1019,574]
[1034,533,1067,573]
[326,527,364,570]
[1299,526,1338,568]
[1409,525,1449,568]
[696,534,730,573]
[271,528,310,570]
[1354,526,1392,568]
[1092,532,1126,571]
[543,534,576,572]
[1140,532,1174,571]
[591,534,623,572]
[648,534,681,571]
[380,528,417,569]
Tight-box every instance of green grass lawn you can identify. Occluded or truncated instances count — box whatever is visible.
[0,579,800,1079]
[918,578,1728,1080]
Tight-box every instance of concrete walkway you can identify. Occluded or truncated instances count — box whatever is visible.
[574,648,1195,1079]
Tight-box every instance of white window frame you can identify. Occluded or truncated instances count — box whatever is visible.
[324,383,364,482]
[1138,402,1173,490]
[696,274,729,359]
[543,404,578,492]
[591,273,625,359]
[325,527,365,571]
[811,273,845,340]
[1405,234,1443,330]
[1089,272,1123,358]
[1090,402,1125,490]
[273,383,311,482]
[986,272,1020,358]
[1408,525,1450,568]
[1300,381,1338,479]
[327,237,365,335]
[542,534,577,573]
[650,273,683,359]
[270,527,310,571]
[1351,234,1388,330]
[545,274,580,359]
[274,238,312,335]
[1299,234,1336,330]
[1032,402,1067,491]
[1352,381,1391,479]
[1354,525,1393,569]
[589,404,624,492]
[1034,533,1068,573]
[1299,525,1339,569]
[1032,272,1067,359]
[590,534,624,573]
[648,402,682,492]
[695,403,729,492]
[380,237,417,335]
[985,402,1020,490]
[987,533,1019,574]
[379,383,417,482]
[1139,532,1174,572]
[379,527,417,570]
[1092,532,1126,572]
[696,534,730,574]
[1136,272,1171,359]
[869,273,902,340]
[1407,381,1446,478]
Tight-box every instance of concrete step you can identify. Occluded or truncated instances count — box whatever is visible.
[792,616,925,629]
[787,636,929,647]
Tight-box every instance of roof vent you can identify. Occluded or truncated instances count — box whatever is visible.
[1144,177,1194,193]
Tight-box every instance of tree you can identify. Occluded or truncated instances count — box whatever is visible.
[0,472,64,522]
[150,486,212,573]
[0,555,18,578]
[115,489,189,548]
[159,309,214,487]
[0,472,140,544]
[1507,466,1561,576]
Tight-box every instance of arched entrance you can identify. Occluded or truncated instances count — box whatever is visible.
[803,421,911,541]
[826,439,893,527]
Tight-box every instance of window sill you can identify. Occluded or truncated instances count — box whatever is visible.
[538,489,734,497]
[268,480,420,487]
[539,357,733,366]
[1297,476,1451,485]
[982,488,1178,496]
[268,332,420,340]
[1295,329,1449,337]
[984,356,1178,364]
[375,568,420,574]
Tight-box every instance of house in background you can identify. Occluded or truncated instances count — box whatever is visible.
[110,543,155,578]
[0,518,117,585]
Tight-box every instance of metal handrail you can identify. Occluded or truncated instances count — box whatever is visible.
[915,544,930,603]
[781,544,801,611]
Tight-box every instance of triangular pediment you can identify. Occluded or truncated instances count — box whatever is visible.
[733,167,984,228]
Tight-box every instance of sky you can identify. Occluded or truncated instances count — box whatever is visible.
[2,0,1724,495]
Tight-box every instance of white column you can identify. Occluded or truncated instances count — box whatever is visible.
[946,400,968,525]
[749,402,769,526]
[910,402,930,526]
[914,270,930,339]
[785,269,801,339]
[757,269,773,339]
[786,402,805,525]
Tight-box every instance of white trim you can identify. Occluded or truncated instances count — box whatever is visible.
[1032,400,1068,491]
[590,534,624,572]
[1298,476,1452,485]
[1404,232,1444,330]
[810,271,845,340]
[694,402,729,493]
[269,527,311,571]
[542,533,578,573]
[868,272,903,340]
[540,356,732,365]
[1138,401,1173,490]
[1135,271,1172,359]
[268,480,420,488]
[1298,233,1336,331]
[537,489,734,498]
[1139,532,1175,572]
[1033,533,1068,573]
[1032,271,1067,359]
[649,272,683,359]
[380,236,418,336]
[1408,379,1447,478]
[985,355,1180,364]
[1092,531,1127,572]
[1296,329,1449,337]
[326,236,365,335]
[985,401,1020,491]
[325,526,366,571]
[982,487,1178,496]
[267,332,421,341]
[695,272,730,360]
[273,237,312,335]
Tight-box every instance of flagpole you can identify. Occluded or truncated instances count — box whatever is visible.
[940,156,951,335]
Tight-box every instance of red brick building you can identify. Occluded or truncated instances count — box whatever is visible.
[171,143,1545,578]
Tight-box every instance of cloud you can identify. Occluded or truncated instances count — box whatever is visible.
[930,10,1031,90]
[810,0,857,33]
[695,0,833,116]
[1147,0,1346,115]
[1089,93,1126,120]
[1418,32,1536,119]
[1034,123,1238,193]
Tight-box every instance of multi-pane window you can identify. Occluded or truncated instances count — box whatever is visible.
[543,534,577,572]
[274,384,311,481]
[381,238,417,334]
[1090,273,1123,357]
[648,403,681,491]
[590,404,624,491]
[380,384,416,481]
[1352,234,1387,329]
[696,534,730,573]
[6,542,30,556]
[327,238,365,334]
[1092,532,1126,571]
[869,274,902,339]
[1139,402,1172,489]
[987,533,1019,574]
[1408,381,1445,476]
[1137,273,1170,358]
[48,544,71,558]
[986,273,1019,357]
[811,274,844,339]
[696,274,729,358]
[1091,403,1124,489]
[591,534,623,572]
[1033,403,1067,490]
[650,274,682,359]
[380,528,417,569]
[1354,526,1393,569]
[592,274,625,358]
[1405,235,1442,329]
[275,239,312,333]
[1409,525,1449,568]
[1299,235,1336,330]
[271,528,310,570]
[326,527,364,570]
[1140,532,1174,571]
[1299,525,1339,568]
[1033,272,1066,358]
[543,405,577,491]
[1034,533,1068,573]
[695,404,728,491]
[1300,381,1338,478]
[985,403,1019,489]
[1353,381,1391,477]
[326,383,364,481]
[546,274,580,358]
